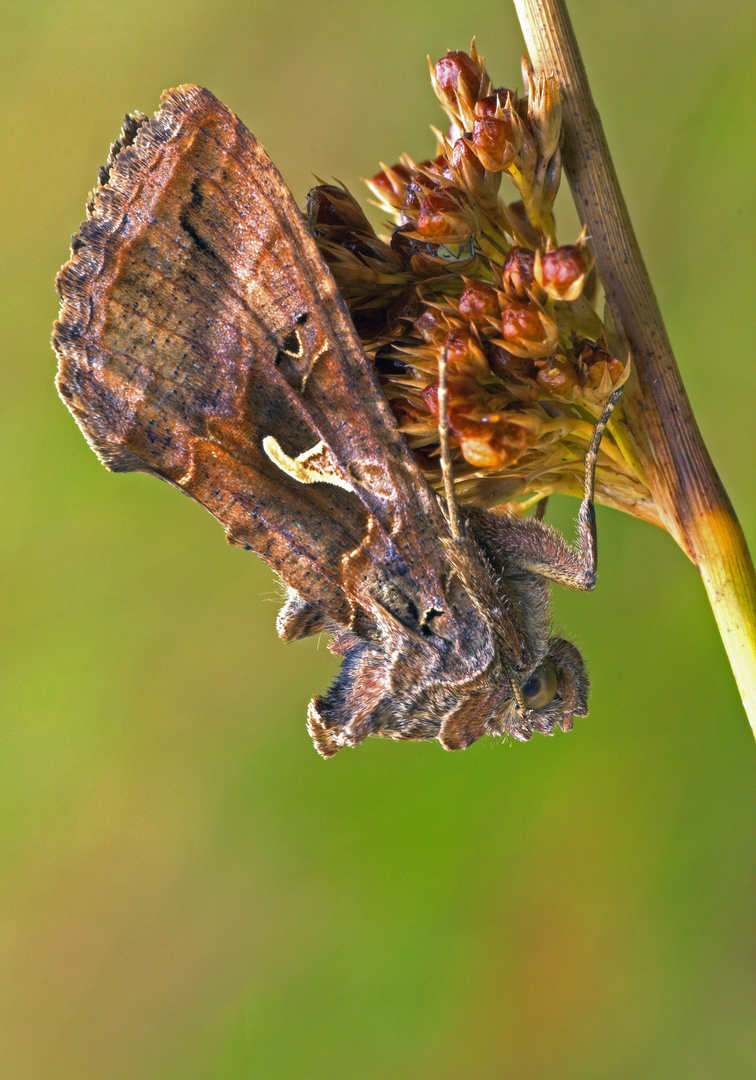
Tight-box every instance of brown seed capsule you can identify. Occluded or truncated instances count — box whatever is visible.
[417,192,462,237]
[421,380,442,420]
[458,416,531,470]
[414,187,479,244]
[307,184,373,235]
[414,307,451,343]
[488,343,534,381]
[535,356,580,399]
[391,224,455,277]
[500,301,558,358]
[442,326,489,378]
[422,375,479,433]
[370,162,412,199]
[500,246,536,301]
[473,90,515,117]
[534,245,588,301]
[586,355,625,389]
[410,250,461,277]
[434,51,484,106]
[422,380,470,433]
[577,340,626,392]
[451,136,485,177]
[459,428,507,469]
[421,380,441,417]
[449,136,502,207]
[471,116,518,171]
[385,290,425,333]
[458,280,500,324]
[401,181,426,213]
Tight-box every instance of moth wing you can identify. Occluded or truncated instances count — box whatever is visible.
[54,85,483,649]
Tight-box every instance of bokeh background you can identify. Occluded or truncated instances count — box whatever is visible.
[1,2,754,1078]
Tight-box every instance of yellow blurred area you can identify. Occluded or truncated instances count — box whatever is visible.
[0,2,753,1078]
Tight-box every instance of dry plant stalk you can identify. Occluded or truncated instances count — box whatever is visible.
[514,0,756,730]
[304,6,754,732]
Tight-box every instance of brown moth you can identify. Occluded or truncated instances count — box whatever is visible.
[53,86,620,757]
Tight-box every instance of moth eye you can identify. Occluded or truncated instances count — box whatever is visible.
[521,662,558,710]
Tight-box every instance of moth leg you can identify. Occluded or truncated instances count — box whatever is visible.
[276,587,327,642]
[468,386,623,591]
[520,385,624,589]
[437,344,464,540]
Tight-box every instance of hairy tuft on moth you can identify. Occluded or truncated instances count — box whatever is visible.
[53,75,623,757]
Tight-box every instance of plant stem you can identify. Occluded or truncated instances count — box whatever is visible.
[513,0,756,732]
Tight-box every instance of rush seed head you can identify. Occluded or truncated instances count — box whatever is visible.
[309,42,643,513]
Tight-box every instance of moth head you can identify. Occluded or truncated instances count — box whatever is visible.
[508,636,589,742]
[436,636,589,751]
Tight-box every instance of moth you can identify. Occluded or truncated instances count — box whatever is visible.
[53,85,621,757]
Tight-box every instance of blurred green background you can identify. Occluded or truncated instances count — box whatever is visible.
[1,2,753,1078]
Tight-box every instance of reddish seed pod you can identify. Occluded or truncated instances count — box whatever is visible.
[422,380,470,431]
[369,171,394,196]
[403,177,441,212]
[389,395,424,428]
[444,326,475,364]
[458,417,530,470]
[414,307,449,343]
[535,357,580,398]
[307,184,372,235]
[419,375,477,434]
[401,185,423,213]
[586,356,625,389]
[386,290,424,332]
[451,137,485,177]
[422,381,440,417]
[473,90,514,118]
[501,302,541,343]
[417,192,460,237]
[500,246,536,300]
[410,250,456,277]
[459,428,506,469]
[307,187,343,228]
[370,162,412,196]
[471,116,517,169]
[535,245,588,301]
[500,301,558,358]
[488,343,533,381]
[442,326,489,378]
[435,51,483,104]
[458,280,500,323]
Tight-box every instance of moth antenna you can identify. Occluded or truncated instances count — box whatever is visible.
[437,343,464,540]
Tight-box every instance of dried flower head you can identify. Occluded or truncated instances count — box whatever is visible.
[309,43,654,525]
